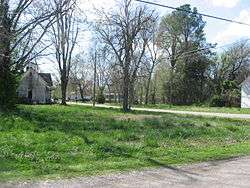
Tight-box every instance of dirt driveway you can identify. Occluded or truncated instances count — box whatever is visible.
[2,156,250,188]
[69,102,250,120]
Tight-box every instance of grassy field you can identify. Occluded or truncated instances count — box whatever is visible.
[109,103,250,114]
[0,105,250,182]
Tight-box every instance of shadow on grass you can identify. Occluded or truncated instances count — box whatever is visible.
[1,105,250,182]
[4,105,248,145]
[147,158,199,178]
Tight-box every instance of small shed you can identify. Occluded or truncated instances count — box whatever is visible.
[17,64,53,104]
[241,76,250,108]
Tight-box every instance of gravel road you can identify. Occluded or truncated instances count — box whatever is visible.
[2,156,250,188]
[69,102,250,119]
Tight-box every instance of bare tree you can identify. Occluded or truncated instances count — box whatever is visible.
[50,0,79,105]
[95,0,157,111]
[0,0,69,109]
[95,45,115,103]
[108,64,123,103]
[70,54,91,102]
[91,49,98,106]
[144,26,160,105]
[1,0,67,68]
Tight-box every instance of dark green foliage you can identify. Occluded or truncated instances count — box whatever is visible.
[210,81,241,107]
[97,87,106,104]
[210,95,225,107]
[158,4,213,105]
[221,81,240,107]
[0,2,17,111]
[0,69,18,111]
[156,5,250,107]
[209,41,250,107]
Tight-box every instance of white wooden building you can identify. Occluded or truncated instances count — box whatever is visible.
[241,76,250,108]
[17,64,53,104]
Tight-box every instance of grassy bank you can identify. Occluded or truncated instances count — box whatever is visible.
[0,105,250,182]
[108,103,250,114]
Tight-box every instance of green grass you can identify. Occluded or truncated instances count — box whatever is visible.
[109,103,250,114]
[0,105,250,182]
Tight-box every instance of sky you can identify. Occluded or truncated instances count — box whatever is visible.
[40,0,250,73]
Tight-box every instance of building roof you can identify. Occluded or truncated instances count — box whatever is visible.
[39,73,53,87]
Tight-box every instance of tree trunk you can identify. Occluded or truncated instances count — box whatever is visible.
[122,74,130,112]
[151,85,156,104]
[129,81,135,108]
[79,84,84,102]
[60,70,68,105]
[93,58,97,107]
[169,65,174,104]
[145,72,152,105]
[114,91,117,103]
[139,84,143,105]
[61,79,67,105]
[107,85,112,103]
[118,89,121,103]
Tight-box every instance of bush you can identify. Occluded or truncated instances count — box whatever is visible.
[224,89,240,107]
[0,70,18,111]
[210,95,225,107]
[97,87,105,104]
[221,81,240,107]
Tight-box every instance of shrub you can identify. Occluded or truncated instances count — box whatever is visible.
[222,81,240,107]
[97,87,105,104]
[210,95,225,107]
[0,70,18,111]
[224,89,240,107]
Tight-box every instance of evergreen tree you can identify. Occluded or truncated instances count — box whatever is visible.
[158,4,213,104]
[0,1,17,110]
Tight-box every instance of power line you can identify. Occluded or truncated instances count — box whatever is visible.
[165,39,250,61]
[182,39,250,56]
[135,0,250,27]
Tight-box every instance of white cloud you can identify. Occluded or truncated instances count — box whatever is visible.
[214,9,250,45]
[80,0,116,9]
[79,0,116,19]
[209,0,240,8]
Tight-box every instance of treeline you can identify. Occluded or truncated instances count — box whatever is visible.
[67,2,250,110]
[148,39,250,107]
[1,0,250,112]
[146,4,250,107]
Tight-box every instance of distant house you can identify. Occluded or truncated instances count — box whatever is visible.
[241,76,250,108]
[17,63,53,104]
[66,91,91,102]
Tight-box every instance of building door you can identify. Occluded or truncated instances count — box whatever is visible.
[28,90,32,102]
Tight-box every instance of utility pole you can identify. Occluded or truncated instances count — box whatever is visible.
[93,51,97,107]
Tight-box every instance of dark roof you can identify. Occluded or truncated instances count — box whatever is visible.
[39,73,53,87]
